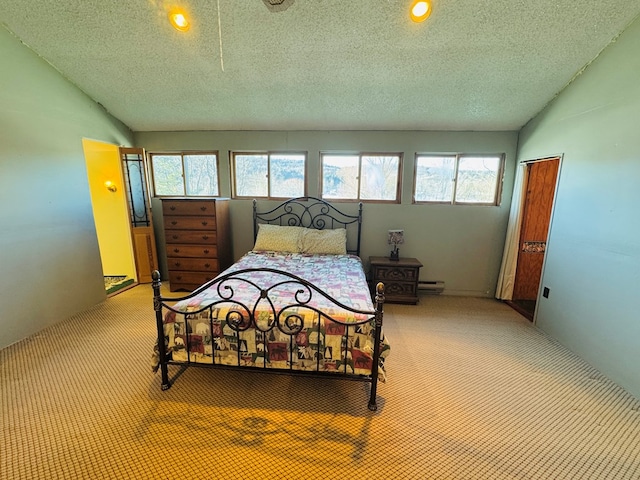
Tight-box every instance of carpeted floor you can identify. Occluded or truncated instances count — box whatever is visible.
[1,286,639,479]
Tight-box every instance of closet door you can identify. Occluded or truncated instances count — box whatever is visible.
[513,157,559,301]
[119,147,159,283]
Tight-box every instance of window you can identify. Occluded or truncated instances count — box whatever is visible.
[320,153,402,202]
[413,154,504,205]
[149,152,219,196]
[231,151,306,199]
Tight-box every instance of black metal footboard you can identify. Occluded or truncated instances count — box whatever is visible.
[152,269,385,411]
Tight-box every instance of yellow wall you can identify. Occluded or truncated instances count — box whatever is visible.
[83,139,137,280]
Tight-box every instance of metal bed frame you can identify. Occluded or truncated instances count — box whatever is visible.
[252,196,363,256]
[152,197,385,411]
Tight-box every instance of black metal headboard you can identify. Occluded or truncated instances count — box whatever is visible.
[253,197,363,256]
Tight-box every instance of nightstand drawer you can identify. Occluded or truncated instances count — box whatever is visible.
[373,265,419,282]
[385,281,417,297]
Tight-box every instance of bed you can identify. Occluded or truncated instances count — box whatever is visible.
[152,197,388,411]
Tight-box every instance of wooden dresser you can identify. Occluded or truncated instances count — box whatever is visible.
[161,198,232,292]
[369,256,423,305]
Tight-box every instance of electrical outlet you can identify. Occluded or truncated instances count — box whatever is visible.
[542,287,550,298]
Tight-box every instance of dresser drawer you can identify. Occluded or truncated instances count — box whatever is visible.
[169,271,218,289]
[373,265,419,282]
[163,200,217,217]
[167,244,218,258]
[165,230,217,244]
[167,258,219,272]
[164,216,217,231]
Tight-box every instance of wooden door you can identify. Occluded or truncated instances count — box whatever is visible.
[119,147,159,283]
[512,158,559,300]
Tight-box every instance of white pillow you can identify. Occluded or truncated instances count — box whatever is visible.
[299,228,347,255]
[253,224,305,253]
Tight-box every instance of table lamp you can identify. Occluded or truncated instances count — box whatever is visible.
[388,229,404,261]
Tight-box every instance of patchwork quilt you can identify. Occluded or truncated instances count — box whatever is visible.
[156,251,389,380]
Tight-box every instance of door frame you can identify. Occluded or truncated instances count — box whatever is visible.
[497,154,562,323]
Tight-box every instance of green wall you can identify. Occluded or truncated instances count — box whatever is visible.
[517,17,640,398]
[0,27,133,349]
[136,130,519,297]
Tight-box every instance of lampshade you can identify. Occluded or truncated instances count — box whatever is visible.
[388,229,405,246]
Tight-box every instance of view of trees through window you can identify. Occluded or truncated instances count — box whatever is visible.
[147,148,502,206]
[414,154,503,204]
[321,153,401,201]
[232,152,305,198]
[150,153,219,196]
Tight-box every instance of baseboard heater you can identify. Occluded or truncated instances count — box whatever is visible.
[418,280,445,294]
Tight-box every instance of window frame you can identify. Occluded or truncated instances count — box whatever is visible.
[412,153,505,206]
[319,151,403,203]
[230,150,308,200]
[148,151,221,197]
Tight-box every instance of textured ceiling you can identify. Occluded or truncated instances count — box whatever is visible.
[2,0,640,132]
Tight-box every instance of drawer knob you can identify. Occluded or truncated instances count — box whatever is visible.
[171,220,178,225]
[201,221,208,226]
[173,248,180,253]
[172,234,179,239]
[200,206,207,211]
[202,235,209,240]
[204,263,211,268]
[173,261,181,267]
[204,249,210,254]
[176,275,182,280]
[170,206,176,211]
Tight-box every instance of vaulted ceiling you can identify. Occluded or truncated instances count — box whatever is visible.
[2,0,639,132]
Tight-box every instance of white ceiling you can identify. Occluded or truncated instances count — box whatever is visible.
[2,0,640,132]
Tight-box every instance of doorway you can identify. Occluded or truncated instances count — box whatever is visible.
[84,142,159,291]
[507,157,560,320]
[83,139,138,294]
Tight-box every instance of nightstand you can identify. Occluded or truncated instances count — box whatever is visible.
[369,256,423,305]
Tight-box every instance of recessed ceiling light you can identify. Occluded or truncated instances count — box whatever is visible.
[169,8,190,32]
[410,0,432,23]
